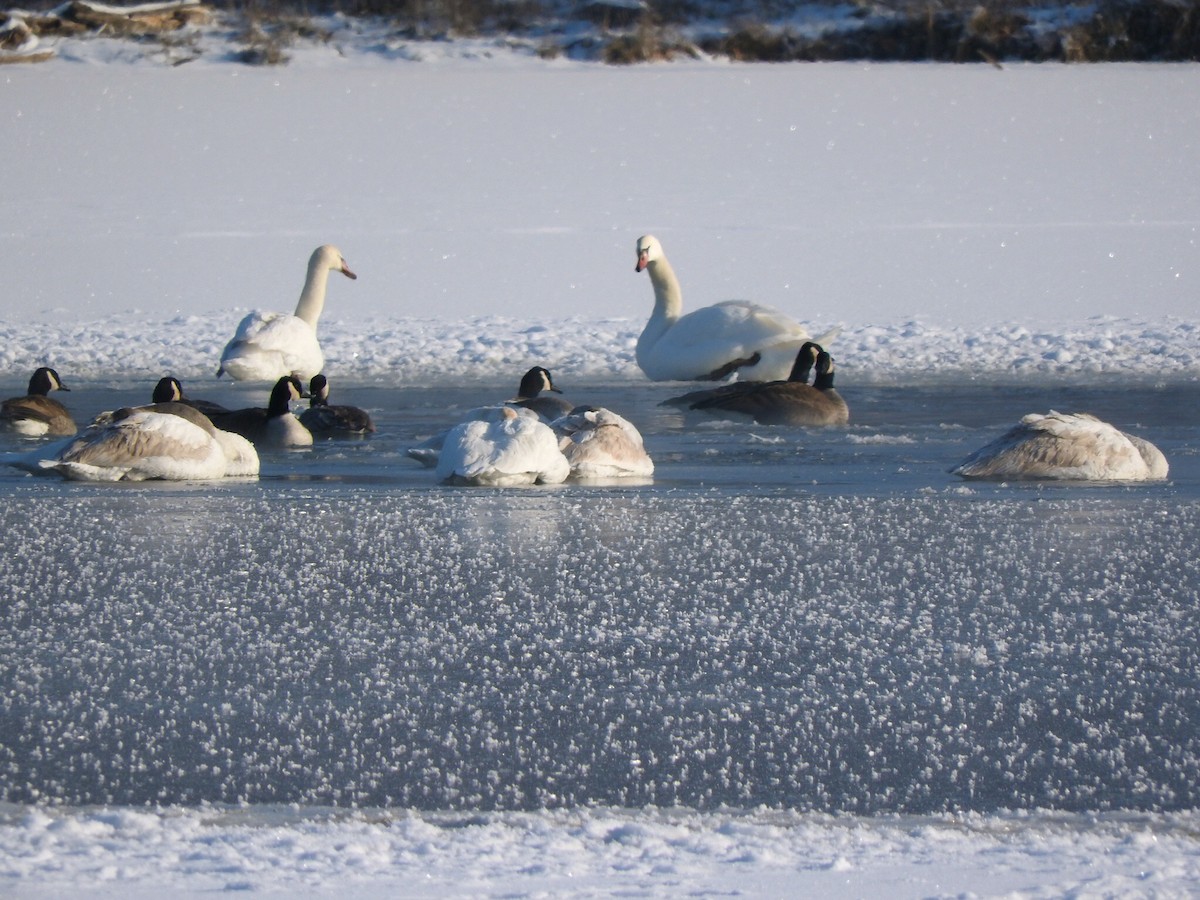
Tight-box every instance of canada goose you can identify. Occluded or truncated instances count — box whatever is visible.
[510,366,574,421]
[210,375,313,449]
[673,346,849,426]
[151,376,230,420]
[634,234,838,382]
[952,411,1169,482]
[299,374,375,436]
[217,244,357,382]
[436,406,569,486]
[665,341,818,408]
[552,406,654,479]
[1,367,77,436]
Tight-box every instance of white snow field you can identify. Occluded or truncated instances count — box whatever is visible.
[1,23,1200,899]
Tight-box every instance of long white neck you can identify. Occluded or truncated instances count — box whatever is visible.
[636,255,683,361]
[293,256,330,328]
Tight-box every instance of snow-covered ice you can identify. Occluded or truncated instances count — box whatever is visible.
[1,25,1200,899]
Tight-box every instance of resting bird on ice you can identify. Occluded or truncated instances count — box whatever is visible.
[436,406,570,486]
[510,366,574,421]
[209,375,313,449]
[1,367,77,436]
[217,245,356,383]
[152,376,230,420]
[552,406,654,480]
[666,343,849,427]
[634,234,837,382]
[299,374,376,436]
[30,405,258,482]
[405,368,571,467]
[952,411,1168,482]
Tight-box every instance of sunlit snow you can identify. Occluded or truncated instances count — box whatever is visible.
[1,23,1200,900]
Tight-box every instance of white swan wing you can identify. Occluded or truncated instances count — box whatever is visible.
[646,302,810,381]
[438,415,568,485]
[213,428,261,477]
[219,312,322,381]
[407,405,530,468]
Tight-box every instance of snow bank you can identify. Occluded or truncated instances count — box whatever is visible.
[0,313,1197,387]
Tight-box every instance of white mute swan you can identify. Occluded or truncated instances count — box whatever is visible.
[299,374,376,436]
[405,368,572,467]
[217,245,356,383]
[552,406,654,480]
[667,343,850,426]
[436,406,570,486]
[209,375,313,449]
[1,367,77,436]
[634,234,837,382]
[952,411,1169,482]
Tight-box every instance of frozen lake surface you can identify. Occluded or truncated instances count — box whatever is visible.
[2,373,1198,814]
[3,39,1200,896]
[3,371,1200,896]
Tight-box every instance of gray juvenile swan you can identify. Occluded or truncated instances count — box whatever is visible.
[952,411,1168,482]
[551,405,654,480]
[36,408,240,482]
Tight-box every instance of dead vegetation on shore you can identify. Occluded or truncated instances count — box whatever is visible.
[3,0,1199,65]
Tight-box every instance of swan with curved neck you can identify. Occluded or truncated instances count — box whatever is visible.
[634,234,835,382]
[217,245,356,382]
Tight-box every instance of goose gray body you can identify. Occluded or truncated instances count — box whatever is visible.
[667,344,849,426]
[299,375,375,436]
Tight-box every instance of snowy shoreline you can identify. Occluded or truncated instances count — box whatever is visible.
[4,30,1200,898]
[2,312,1199,388]
[5,803,1199,899]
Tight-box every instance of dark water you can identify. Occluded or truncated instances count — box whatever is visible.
[0,377,1197,813]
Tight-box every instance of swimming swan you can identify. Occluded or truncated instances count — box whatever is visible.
[300,374,376,436]
[552,406,654,479]
[217,245,356,382]
[1,367,77,436]
[634,234,837,382]
[436,406,570,486]
[952,411,1169,482]
[668,344,850,426]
